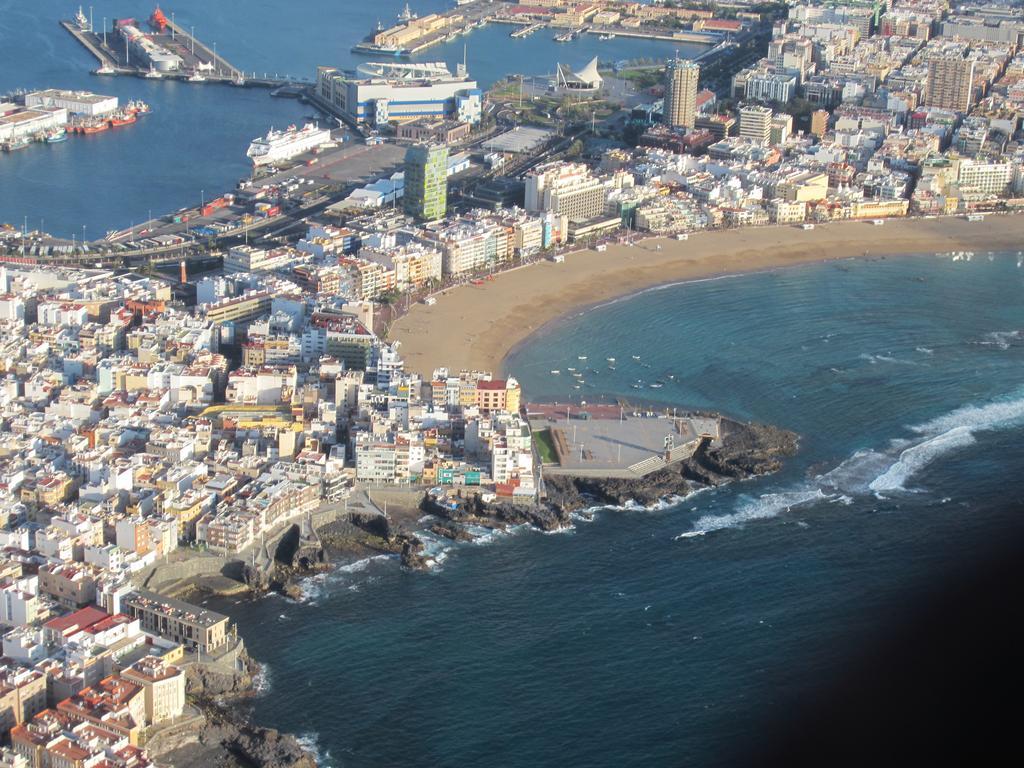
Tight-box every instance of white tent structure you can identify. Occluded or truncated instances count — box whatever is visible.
[556,56,603,91]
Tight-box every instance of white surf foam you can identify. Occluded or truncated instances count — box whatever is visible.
[295,732,331,767]
[978,330,1022,350]
[868,427,977,492]
[910,391,1024,436]
[337,554,394,573]
[677,390,1024,538]
[252,662,272,696]
[689,488,831,535]
[859,352,916,366]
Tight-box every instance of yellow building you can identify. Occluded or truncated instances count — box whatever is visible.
[0,669,47,736]
[121,656,186,725]
[475,377,522,414]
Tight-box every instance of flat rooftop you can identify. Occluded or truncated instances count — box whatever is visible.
[125,588,228,628]
[529,404,710,477]
[28,89,113,104]
[482,127,554,154]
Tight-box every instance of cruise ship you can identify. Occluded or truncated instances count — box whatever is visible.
[246,123,332,167]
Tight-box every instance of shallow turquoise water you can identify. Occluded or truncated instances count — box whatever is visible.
[219,252,1024,766]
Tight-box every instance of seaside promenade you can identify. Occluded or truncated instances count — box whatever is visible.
[389,215,1024,376]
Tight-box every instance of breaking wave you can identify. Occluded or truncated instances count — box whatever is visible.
[252,662,272,696]
[868,427,976,492]
[295,732,331,767]
[678,390,1024,537]
[977,330,1022,350]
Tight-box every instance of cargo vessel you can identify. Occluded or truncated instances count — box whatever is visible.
[246,123,333,167]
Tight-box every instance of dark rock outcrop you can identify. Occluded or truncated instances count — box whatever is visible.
[192,708,316,768]
[400,535,429,570]
[242,538,276,595]
[543,467,691,513]
[695,418,799,478]
[186,650,256,698]
[430,522,475,542]
[179,651,316,768]
[492,501,572,531]
[542,418,798,513]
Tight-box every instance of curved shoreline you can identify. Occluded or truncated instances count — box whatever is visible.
[388,215,1024,376]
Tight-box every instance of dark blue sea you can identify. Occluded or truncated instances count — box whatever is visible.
[7,4,1024,765]
[216,252,1024,766]
[1,0,702,237]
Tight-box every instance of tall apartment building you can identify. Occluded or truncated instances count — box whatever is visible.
[926,54,975,112]
[739,105,773,143]
[404,144,448,221]
[663,58,699,129]
[770,113,794,145]
[525,162,608,222]
[810,109,830,138]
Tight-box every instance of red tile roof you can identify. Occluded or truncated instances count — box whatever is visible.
[43,606,109,636]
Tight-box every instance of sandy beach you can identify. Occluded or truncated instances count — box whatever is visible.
[389,215,1024,376]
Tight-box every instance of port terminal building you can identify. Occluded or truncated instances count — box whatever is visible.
[24,89,118,117]
[116,20,183,71]
[316,62,481,127]
[0,103,67,142]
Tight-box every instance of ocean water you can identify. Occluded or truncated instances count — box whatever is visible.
[217,251,1024,767]
[1,0,703,237]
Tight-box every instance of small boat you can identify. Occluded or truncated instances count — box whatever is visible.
[188,71,207,82]
[45,129,67,143]
[567,367,576,372]
[573,385,581,390]
[550,370,560,375]
[108,112,136,127]
[80,120,109,134]
[631,384,642,390]
[3,136,31,151]
[144,67,163,79]
[398,2,417,22]
[606,357,615,363]
[578,355,587,360]
[96,65,116,75]
[649,383,663,389]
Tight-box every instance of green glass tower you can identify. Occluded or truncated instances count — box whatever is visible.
[403,144,449,221]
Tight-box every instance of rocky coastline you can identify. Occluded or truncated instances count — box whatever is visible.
[406,416,799,567]
[158,413,796,765]
[148,649,315,768]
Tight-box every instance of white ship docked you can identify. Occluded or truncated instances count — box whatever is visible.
[246,123,332,167]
